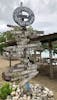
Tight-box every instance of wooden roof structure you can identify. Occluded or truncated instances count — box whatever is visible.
[30,32,57,79]
[3,30,57,78]
[30,33,57,43]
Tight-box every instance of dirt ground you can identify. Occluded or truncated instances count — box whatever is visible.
[0,56,57,99]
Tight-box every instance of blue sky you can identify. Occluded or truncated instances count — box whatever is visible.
[0,0,57,34]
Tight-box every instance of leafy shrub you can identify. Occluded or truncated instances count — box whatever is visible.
[0,83,12,100]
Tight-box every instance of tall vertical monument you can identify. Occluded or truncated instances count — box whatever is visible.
[2,2,39,86]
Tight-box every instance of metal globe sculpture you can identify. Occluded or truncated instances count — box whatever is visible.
[13,2,35,27]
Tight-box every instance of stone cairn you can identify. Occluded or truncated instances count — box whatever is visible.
[3,2,55,100]
[6,83,54,100]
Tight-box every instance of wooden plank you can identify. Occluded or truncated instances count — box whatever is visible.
[19,72,38,86]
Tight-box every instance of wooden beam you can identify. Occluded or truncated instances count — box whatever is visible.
[30,33,57,43]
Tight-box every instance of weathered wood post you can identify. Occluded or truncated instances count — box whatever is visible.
[49,41,54,79]
[9,51,12,68]
[34,50,36,62]
[40,50,42,62]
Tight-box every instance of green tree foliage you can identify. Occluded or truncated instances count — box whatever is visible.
[3,31,15,41]
[0,35,5,42]
[0,35,6,54]
[0,31,16,54]
[42,43,48,50]
[0,44,7,55]
[27,26,33,32]
[13,26,21,31]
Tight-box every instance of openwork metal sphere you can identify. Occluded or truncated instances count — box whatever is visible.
[13,6,35,27]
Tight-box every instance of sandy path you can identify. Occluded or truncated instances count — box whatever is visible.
[0,56,57,99]
[0,56,20,85]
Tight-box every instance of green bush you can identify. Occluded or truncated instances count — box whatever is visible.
[0,83,12,100]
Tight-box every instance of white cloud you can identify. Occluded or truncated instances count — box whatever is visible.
[0,0,57,34]
[0,24,11,32]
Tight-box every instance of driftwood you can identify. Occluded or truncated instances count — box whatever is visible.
[2,62,38,82]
